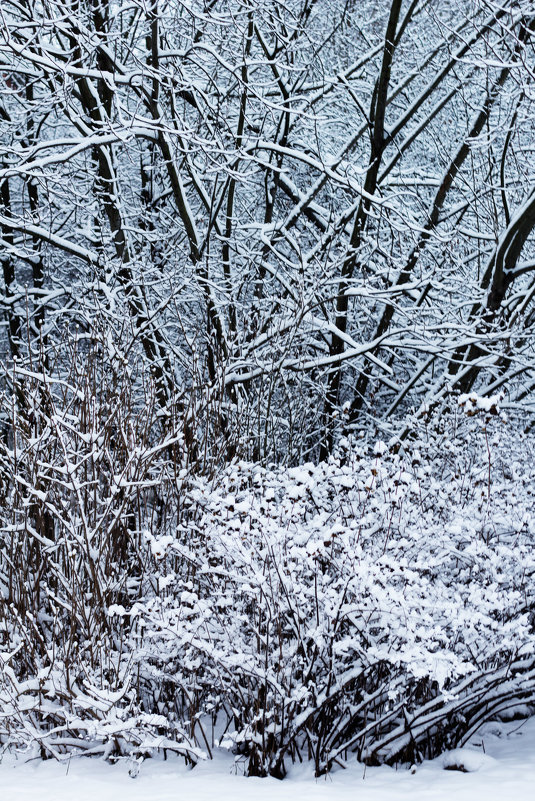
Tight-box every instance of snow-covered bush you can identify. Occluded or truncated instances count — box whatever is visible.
[1,370,534,775]
[0,333,201,762]
[129,400,535,775]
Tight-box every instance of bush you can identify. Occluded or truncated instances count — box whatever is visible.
[1,356,534,775]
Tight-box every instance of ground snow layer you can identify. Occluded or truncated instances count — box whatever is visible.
[1,718,534,801]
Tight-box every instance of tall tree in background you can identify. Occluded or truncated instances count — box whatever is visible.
[0,0,534,461]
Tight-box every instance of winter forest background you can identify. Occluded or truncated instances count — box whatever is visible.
[1,0,535,779]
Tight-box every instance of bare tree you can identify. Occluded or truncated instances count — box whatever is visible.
[0,0,534,460]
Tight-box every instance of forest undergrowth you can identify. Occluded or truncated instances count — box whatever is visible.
[0,348,534,778]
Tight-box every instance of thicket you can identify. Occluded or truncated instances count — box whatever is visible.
[1,0,535,777]
[0,337,533,776]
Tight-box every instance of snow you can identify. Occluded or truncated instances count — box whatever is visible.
[1,718,534,801]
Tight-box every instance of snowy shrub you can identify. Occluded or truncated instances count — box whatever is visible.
[127,401,535,775]
[0,335,201,763]
[1,370,534,775]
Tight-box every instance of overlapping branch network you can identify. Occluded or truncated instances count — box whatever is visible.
[0,0,534,458]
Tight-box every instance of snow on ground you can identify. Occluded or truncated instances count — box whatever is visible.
[1,718,534,801]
